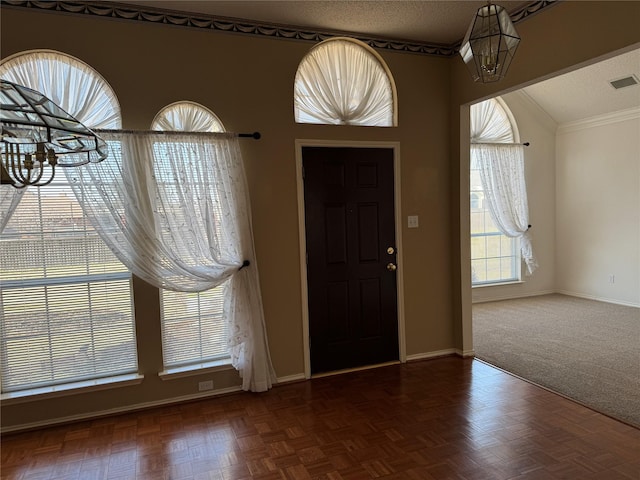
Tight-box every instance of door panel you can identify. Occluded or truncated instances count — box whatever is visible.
[303,146,398,374]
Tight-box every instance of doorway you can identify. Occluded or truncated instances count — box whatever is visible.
[301,145,400,374]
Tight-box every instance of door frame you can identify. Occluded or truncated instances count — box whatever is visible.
[295,139,406,379]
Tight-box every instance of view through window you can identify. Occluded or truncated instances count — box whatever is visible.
[0,182,137,392]
[470,98,521,285]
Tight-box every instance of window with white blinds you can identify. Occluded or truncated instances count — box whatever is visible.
[470,97,521,285]
[151,102,231,371]
[0,50,135,394]
[0,182,137,393]
[160,285,230,368]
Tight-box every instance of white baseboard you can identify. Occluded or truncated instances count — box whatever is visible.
[0,385,243,435]
[472,289,555,304]
[473,289,639,308]
[406,349,460,362]
[276,373,306,384]
[555,290,640,308]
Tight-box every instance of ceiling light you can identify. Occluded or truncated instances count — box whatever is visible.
[459,2,520,83]
[1,79,108,188]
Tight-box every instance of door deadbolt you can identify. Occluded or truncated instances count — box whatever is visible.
[387,247,395,255]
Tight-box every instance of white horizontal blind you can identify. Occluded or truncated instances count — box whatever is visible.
[0,182,137,393]
[160,284,230,368]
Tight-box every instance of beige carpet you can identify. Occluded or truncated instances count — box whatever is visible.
[473,293,640,427]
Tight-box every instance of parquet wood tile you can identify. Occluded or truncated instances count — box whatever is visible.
[2,357,639,480]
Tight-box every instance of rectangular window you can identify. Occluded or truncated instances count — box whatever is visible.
[0,182,137,393]
[160,284,230,370]
[152,139,231,372]
[470,163,521,285]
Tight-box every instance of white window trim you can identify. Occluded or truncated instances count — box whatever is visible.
[159,357,233,380]
[0,373,144,405]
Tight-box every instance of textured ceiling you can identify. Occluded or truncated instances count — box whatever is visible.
[521,47,640,125]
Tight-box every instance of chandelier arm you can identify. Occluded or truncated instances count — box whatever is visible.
[9,144,30,185]
[35,164,57,187]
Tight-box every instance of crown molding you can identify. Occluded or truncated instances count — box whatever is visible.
[1,0,557,57]
[557,107,640,134]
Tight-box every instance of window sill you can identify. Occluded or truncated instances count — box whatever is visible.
[159,359,234,381]
[472,280,524,288]
[0,373,144,405]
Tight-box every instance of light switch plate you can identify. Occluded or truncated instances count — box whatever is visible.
[408,215,419,228]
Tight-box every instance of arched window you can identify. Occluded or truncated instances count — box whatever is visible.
[150,101,231,372]
[0,51,136,395]
[0,49,121,129]
[470,97,526,285]
[152,101,224,132]
[470,97,517,144]
[294,37,396,126]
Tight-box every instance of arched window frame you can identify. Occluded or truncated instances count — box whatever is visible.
[152,100,225,132]
[0,49,121,129]
[470,96,523,286]
[150,101,232,373]
[0,50,138,396]
[294,37,398,127]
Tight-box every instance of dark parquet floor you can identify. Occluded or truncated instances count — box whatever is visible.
[1,357,639,479]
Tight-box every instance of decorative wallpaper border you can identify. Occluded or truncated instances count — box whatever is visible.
[1,0,557,57]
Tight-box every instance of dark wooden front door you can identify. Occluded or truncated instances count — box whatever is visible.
[303,146,399,374]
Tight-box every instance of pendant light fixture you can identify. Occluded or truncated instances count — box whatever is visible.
[459,2,521,83]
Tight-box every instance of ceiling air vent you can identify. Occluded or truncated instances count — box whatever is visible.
[609,75,639,90]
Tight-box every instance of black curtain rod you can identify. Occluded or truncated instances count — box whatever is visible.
[471,141,530,146]
[238,132,261,140]
[95,129,261,139]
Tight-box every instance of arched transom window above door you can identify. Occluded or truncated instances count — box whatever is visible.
[294,37,397,127]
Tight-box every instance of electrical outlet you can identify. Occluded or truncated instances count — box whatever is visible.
[608,274,615,284]
[198,380,214,391]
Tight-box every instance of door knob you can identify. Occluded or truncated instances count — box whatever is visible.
[386,262,397,272]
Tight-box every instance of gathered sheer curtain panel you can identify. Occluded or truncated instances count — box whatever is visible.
[471,98,537,274]
[67,131,276,391]
[153,101,225,133]
[0,49,121,228]
[294,38,396,126]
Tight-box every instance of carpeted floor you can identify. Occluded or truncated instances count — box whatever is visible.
[473,293,640,427]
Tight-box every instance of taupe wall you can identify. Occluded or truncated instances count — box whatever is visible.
[1,6,453,429]
[1,1,639,430]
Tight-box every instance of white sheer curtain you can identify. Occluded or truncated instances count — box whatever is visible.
[294,38,395,126]
[472,144,537,274]
[471,97,537,274]
[153,101,225,133]
[470,97,513,143]
[67,131,276,391]
[0,50,121,232]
